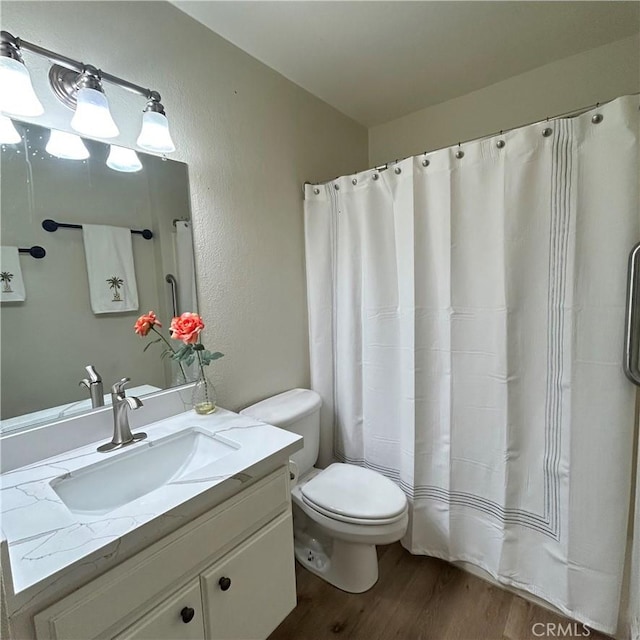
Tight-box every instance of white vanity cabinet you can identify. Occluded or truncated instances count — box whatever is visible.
[32,466,296,640]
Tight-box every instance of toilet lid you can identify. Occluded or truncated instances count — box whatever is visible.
[301,463,407,520]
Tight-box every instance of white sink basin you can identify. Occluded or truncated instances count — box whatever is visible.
[50,428,240,515]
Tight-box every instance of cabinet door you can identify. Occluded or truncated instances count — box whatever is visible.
[114,578,205,640]
[201,513,296,640]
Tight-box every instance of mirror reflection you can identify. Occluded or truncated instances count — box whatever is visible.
[0,119,196,433]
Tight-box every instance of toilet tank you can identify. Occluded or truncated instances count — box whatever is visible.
[240,389,321,475]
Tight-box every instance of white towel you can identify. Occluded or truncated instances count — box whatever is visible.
[0,247,26,302]
[82,224,139,314]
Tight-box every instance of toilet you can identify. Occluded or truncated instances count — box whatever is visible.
[240,388,408,593]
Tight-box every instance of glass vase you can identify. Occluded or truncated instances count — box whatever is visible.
[171,362,197,387]
[171,365,187,387]
[192,369,217,415]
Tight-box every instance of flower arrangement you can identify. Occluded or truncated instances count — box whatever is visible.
[134,311,224,414]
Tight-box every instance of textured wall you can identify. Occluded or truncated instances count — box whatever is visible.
[2,1,368,418]
[369,35,640,165]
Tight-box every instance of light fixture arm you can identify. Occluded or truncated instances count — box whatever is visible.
[1,30,159,102]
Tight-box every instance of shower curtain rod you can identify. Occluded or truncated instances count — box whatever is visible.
[304,91,640,187]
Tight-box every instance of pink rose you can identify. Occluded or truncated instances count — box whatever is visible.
[134,311,161,337]
[170,312,204,344]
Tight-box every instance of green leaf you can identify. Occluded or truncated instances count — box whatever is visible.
[193,343,204,351]
[200,350,224,366]
[173,345,190,359]
[143,338,162,352]
[169,344,195,363]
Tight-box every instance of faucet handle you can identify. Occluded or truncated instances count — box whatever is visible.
[80,364,103,389]
[124,396,143,410]
[85,365,102,383]
[111,377,131,396]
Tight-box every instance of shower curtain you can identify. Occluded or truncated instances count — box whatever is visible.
[304,95,639,635]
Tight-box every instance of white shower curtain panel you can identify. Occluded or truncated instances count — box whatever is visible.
[305,96,639,635]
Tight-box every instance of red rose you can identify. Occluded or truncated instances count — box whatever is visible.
[134,311,161,337]
[170,312,204,344]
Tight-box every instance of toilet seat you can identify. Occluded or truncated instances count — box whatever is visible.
[301,495,407,525]
[300,463,407,524]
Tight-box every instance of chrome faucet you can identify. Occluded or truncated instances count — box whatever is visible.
[79,365,104,408]
[97,378,147,453]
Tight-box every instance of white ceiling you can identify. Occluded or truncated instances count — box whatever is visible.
[172,1,640,127]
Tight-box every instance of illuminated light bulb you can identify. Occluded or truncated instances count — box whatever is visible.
[0,114,21,144]
[137,110,175,153]
[106,145,142,172]
[70,87,119,139]
[0,56,44,117]
[45,129,90,160]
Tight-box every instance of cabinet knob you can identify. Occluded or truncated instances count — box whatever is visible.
[219,576,231,591]
[180,607,195,623]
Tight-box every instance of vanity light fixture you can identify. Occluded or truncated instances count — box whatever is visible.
[0,32,43,116]
[0,114,22,144]
[45,129,90,160]
[106,145,143,172]
[0,30,175,153]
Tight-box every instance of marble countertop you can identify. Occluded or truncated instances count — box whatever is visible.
[0,407,301,612]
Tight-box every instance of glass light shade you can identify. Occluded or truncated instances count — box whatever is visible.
[106,145,142,172]
[136,111,175,153]
[0,57,44,116]
[45,130,90,160]
[0,114,21,144]
[70,87,119,139]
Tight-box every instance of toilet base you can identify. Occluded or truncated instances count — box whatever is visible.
[294,537,379,593]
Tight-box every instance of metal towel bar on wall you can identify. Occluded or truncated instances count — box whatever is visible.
[624,242,640,386]
[42,219,153,239]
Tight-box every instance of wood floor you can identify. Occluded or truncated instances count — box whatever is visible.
[269,543,611,640]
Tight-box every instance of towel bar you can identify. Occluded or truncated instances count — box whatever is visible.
[42,219,153,239]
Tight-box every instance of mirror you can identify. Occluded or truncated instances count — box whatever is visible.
[0,119,197,434]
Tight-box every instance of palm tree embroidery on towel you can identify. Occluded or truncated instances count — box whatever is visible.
[1,271,14,293]
[106,275,124,302]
